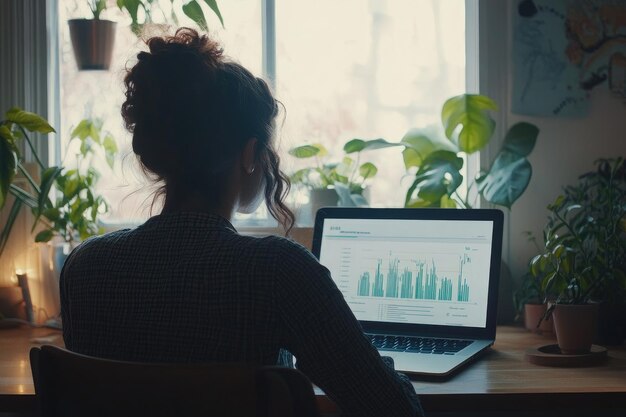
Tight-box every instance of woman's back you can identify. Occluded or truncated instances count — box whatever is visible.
[62,212,291,364]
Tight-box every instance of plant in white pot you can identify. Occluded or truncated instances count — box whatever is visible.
[289,138,399,220]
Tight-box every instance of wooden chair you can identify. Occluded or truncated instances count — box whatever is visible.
[30,345,320,417]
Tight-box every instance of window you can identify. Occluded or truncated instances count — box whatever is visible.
[58,0,471,227]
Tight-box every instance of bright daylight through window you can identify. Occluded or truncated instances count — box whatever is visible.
[58,0,467,227]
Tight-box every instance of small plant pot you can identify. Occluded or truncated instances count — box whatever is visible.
[0,286,27,321]
[309,188,339,221]
[524,303,554,335]
[553,303,598,354]
[68,19,117,70]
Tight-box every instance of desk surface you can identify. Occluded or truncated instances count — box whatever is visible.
[1,325,625,414]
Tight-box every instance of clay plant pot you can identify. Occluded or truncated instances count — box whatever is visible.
[68,19,117,70]
[552,303,598,354]
[524,303,554,335]
[0,286,26,321]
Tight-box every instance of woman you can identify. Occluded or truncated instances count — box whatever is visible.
[60,28,423,417]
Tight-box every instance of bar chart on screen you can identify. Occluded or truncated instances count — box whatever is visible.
[356,253,472,303]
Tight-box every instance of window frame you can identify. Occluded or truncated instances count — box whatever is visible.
[47,0,480,231]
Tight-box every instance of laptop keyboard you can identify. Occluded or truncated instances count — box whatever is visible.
[367,334,472,355]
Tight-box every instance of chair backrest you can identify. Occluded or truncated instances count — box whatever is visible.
[30,345,320,417]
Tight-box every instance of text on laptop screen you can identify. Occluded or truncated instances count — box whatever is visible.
[318,218,494,328]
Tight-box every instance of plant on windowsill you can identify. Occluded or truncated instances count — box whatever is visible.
[68,0,224,70]
[288,138,400,213]
[530,158,626,351]
[0,108,117,259]
[400,94,539,210]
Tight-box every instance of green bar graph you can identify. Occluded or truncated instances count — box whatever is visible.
[358,254,472,303]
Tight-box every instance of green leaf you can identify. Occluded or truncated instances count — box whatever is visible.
[71,119,92,140]
[0,125,14,143]
[5,108,55,133]
[288,145,322,158]
[477,150,532,209]
[42,208,61,221]
[359,162,378,179]
[118,0,141,32]
[407,150,464,204]
[36,167,63,217]
[35,229,54,243]
[400,127,456,168]
[502,122,539,157]
[0,137,18,209]
[441,94,496,154]
[103,134,118,169]
[343,138,400,154]
[202,0,224,27]
[183,0,208,31]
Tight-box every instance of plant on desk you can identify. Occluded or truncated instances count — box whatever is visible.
[530,158,626,351]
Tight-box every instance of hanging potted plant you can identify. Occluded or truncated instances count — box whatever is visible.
[68,0,224,70]
[68,0,117,70]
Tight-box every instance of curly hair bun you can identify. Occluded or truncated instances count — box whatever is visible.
[121,28,294,230]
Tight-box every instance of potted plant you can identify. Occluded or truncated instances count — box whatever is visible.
[400,94,539,210]
[68,1,224,70]
[1,109,116,255]
[531,159,626,351]
[513,232,555,334]
[289,138,399,217]
[68,1,117,70]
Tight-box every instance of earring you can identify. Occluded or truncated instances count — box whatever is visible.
[247,165,255,174]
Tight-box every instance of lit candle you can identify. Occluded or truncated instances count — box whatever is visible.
[15,270,34,324]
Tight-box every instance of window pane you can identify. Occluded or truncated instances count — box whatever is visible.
[276,0,466,208]
[59,0,262,222]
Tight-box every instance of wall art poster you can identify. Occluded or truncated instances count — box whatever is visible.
[512,0,626,117]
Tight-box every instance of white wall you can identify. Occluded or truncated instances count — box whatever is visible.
[481,1,626,320]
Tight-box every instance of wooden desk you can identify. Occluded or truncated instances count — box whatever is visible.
[1,325,625,415]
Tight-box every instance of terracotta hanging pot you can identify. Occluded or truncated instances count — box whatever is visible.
[68,19,116,70]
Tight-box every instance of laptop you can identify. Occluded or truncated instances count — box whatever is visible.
[311,207,503,377]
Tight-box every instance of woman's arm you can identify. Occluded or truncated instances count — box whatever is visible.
[274,239,424,417]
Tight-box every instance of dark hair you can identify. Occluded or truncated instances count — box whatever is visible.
[121,28,294,231]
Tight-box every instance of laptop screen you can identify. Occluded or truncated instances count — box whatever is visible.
[318,217,494,328]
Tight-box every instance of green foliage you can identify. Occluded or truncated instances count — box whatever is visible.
[113,0,224,35]
[529,158,626,306]
[0,109,117,257]
[403,94,539,209]
[288,139,399,206]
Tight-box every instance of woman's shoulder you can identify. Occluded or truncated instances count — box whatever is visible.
[62,229,133,270]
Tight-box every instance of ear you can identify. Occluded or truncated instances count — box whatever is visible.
[241,138,258,174]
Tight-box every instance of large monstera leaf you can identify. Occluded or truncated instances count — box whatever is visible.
[405,150,464,206]
[441,94,497,154]
[477,122,539,208]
